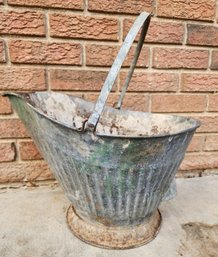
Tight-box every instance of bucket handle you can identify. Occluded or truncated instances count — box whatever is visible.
[86,12,151,131]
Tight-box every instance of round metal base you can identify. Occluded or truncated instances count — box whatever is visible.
[66,205,162,249]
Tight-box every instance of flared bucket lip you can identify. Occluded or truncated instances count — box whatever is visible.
[3,92,201,139]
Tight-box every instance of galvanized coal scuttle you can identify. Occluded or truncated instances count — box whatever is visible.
[4,12,200,249]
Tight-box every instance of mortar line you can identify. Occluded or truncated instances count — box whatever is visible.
[148,93,152,112]
[215,0,217,24]
[44,11,50,91]
[14,139,21,162]
[7,64,217,73]
[3,39,11,65]
[4,33,218,51]
[208,48,213,71]
[82,44,86,68]
[205,94,209,113]
[84,0,88,14]
[183,21,187,46]
[119,16,123,43]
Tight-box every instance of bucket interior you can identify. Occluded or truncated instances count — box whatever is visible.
[24,92,200,138]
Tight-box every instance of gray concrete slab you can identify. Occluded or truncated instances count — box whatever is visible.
[0,177,218,257]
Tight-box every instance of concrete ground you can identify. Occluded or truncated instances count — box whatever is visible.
[0,176,218,257]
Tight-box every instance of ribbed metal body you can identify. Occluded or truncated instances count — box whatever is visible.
[8,93,197,227]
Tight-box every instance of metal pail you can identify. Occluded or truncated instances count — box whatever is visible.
[4,12,200,249]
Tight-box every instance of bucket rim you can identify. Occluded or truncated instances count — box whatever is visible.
[3,92,201,139]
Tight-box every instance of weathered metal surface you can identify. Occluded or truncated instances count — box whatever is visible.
[5,92,199,228]
[67,205,161,249]
[162,178,177,201]
[4,11,201,249]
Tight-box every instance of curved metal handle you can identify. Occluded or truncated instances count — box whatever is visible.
[86,12,151,131]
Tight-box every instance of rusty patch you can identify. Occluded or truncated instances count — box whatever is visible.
[66,205,162,249]
[178,222,218,257]
[94,216,114,226]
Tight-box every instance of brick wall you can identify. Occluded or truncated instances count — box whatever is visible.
[0,0,218,184]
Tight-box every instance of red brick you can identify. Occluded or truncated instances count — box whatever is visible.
[210,51,218,69]
[0,10,45,36]
[0,68,46,91]
[204,135,218,151]
[50,13,119,41]
[151,95,206,113]
[195,116,218,133]
[19,161,53,181]
[187,24,218,46]
[0,162,23,182]
[0,161,53,183]
[115,94,149,112]
[187,135,204,152]
[208,95,218,111]
[88,0,153,14]
[19,141,42,160]
[157,0,215,21]
[181,73,218,92]
[86,44,149,67]
[180,153,218,171]
[9,40,82,65]
[120,72,178,92]
[8,0,83,10]
[85,93,113,106]
[152,48,209,69]
[85,93,149,112]
[0,143,16,162]
[0,119,29,139]
[0,40,5,63]
[50,69,115,91]
[0,96,12,114]
[123,20,184,44]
